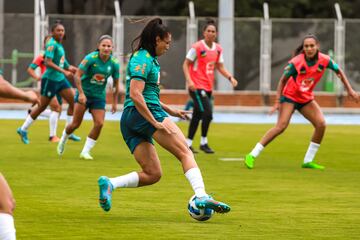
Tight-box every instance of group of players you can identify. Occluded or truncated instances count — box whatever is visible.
[1,17,359,239]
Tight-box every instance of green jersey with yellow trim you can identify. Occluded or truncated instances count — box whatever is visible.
[42,37,69,82]
[124,49,161,108]
[78,51,120,99]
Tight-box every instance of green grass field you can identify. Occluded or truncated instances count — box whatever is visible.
[1,119,360,239]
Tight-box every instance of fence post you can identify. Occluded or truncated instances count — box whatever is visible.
[113,0,124,89]
[186,1,197,52]
[260,2,272,104]
[334,3,345,106]
[11,49,18,85]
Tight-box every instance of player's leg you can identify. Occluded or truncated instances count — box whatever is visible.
[48,94,62,142]
[245,101,295,169]
[17,95,51,144]
[199,91,214,153]
[299,100,326,169]
[0,174,16,240]
[59,87,81,142]
[0,77,38,104]
[80,109,105,160]
[153,118,230,213]
[57,102,86,156]
[98,142,160,212]
[186,90,203,153]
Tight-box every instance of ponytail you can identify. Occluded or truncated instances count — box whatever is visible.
[131,17,170,57]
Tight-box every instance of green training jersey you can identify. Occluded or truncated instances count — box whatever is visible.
[42,37,69,82]
[78,51,120,99]
[284,57,339,79]
[123,49,161,108]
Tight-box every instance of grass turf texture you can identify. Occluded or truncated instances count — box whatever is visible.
[1,120,360,239]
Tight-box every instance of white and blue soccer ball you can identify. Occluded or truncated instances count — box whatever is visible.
[187,195,214,221]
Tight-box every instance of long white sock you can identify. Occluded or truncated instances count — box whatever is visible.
[81,137,96,154]
[185,168,207,198]
[49,111,59,137]
[60,129,70,143]
[250,142,264,158]
[186,139,193,147]
[303,142,320,163]
[0,213,16,240]
[200,136,208,145]
[110,172,139,189]
[66,115,73,127]
[40,109,51,118]
[20,115,34,131]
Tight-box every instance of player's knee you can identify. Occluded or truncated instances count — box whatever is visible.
[94,120,104,129]
[0,196,15,215]
[275,122,288,134]
[145,168,162,184]
[315,120,326,130]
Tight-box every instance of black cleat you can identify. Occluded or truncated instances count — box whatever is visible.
[200,144,215,154]
[189,146,198,154]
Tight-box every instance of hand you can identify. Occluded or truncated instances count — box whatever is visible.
[348,89,359,103]
[187,81,196,91]
[68,66,78,74]
[64,70,73,80]
[174,109,192,120]
[269,102,280,115]
[230,77,238,87]
[111,102,117,114]
[78,92,87,105]
[154,118,177,135]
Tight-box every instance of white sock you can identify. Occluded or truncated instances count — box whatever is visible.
[40,109,51,118]
[21,115,34,131]
[81,137,96,154]
[186,139,193,147]
[0,213,16,240]
[66,115,73,127]
[200,136,208,145]
[49,111,59,137]
[60,129,70,143]
[185,168,207,198]
[110,172,139,189]
[250,142,264,158]
[303,142,320,163]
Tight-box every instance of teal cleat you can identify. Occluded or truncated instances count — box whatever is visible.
[69,134,81,142]
[57,140,66,156]
[17,128,29,144]
[245,154,255,169]
[98,176,113,212]
[195,195,231,213]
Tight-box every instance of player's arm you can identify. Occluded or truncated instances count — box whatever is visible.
[0,75,39,104]
[111,78,119,114]
[329,59,359,102]
[45,57,73,79]
[216,62,238,87]
[269,73,291,115]
[74,69,86,105]
[27,65,41,81]
[183,58,196,91]
[160,101,190,120]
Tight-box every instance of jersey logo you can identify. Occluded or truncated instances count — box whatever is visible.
[200,50,207,57]
[300,77,314,92]
[91,74,106,85]
[47,45,54,52]
[107,66,112,72]
[80,59,88,66]
[317,64,324,72]
[134,64,147,75]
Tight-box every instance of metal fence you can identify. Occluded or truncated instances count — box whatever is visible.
[1,14,360,92]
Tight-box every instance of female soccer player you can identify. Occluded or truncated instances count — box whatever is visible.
[183,19,238,154]
[245,34,359,170]
[17,21,79,144]
[0,69,38,240]
[97,18,231,214]
[57,35,120,160]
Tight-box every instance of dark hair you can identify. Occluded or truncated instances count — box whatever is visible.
[96,35,113,52]
[51,20,64,32]
[43,35,52,45]
[203,18,217,32]
[131,17,170,57]
[293,34,319,56]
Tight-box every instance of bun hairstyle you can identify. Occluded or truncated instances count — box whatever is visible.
[293,33,319,57]
[203,18,217,32]
[50,19,66,40]
[131,17,171,57]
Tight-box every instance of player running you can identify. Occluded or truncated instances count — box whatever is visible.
[57,35,120,160]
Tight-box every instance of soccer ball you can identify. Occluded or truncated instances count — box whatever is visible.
[187,195,214,221]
